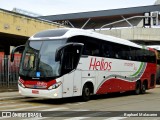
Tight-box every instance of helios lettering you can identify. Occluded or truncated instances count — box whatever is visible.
[89,58,112,71]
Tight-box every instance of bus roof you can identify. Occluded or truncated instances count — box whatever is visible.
[30,28,142,49]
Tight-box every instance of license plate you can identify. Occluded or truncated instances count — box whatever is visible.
[32,90,39,94]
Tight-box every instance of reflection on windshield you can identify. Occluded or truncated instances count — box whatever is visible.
[19,39,66,78]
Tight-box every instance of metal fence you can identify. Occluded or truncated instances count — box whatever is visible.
[0,54,21,89]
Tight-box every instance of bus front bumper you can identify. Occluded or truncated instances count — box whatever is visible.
[18,85,63,99]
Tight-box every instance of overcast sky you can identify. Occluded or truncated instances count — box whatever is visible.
[0,0,157,16]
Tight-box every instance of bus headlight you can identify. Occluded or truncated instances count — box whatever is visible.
[18,80,25,88]
[48,81,62,90]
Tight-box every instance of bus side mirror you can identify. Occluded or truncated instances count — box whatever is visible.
[11,50,15,62]
[11,45,25,62]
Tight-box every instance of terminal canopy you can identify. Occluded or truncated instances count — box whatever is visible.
[39,5,160,29]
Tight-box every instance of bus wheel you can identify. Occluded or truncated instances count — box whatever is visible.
[135,81,141,95]
[141,82,146,94]
[82,84,90,101]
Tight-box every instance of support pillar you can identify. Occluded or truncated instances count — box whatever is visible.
[4,45,10,88]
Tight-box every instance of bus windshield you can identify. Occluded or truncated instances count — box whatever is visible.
[19,39,66,78]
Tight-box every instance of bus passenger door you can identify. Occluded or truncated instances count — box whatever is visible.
[57,43,84,98]
[62,73,74,98]
[73,70,82,96]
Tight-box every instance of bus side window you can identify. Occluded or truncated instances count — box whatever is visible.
[135,48,141,61]
[119,45,131,60]
[135,48,147,62]
[112,43,122,59]
[143,49,148,62]
[92,49,99,56]
[82,37,100,57]
[102,43,111,58]
[126,46,132,60]
[83,46,91,55]
[130,47,136,61]
[148,51,156,63]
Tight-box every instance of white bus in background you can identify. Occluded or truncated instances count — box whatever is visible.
[147,45,160,84]
[11,28,157,101]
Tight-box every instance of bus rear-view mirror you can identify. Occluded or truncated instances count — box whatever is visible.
[10,45,25,62]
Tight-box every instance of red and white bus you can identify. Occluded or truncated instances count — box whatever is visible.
[11,28,157,101]
[147,45,160,84]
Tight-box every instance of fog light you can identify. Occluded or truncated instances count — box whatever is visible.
[54,93,58,97]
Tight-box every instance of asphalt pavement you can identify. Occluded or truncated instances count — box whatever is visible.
[0,85,160,101]
[0,91,23,100]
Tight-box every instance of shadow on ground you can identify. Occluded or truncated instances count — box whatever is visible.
[24,91,151,105]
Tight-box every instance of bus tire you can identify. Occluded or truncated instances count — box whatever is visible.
[134,81,141,95]
[82,84,90,101]
[141,82,147,94]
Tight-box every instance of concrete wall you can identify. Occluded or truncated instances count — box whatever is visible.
[155,0,160,4]
[98,27,160,41]
[0,10,64,37]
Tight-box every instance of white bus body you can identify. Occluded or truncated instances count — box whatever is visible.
[13,28,156,101]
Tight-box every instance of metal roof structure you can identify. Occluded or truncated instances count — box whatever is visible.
[39,5,160,29]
